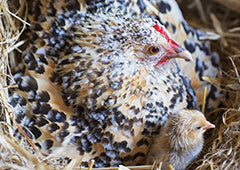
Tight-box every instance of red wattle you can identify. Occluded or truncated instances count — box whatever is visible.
[156,57,170,65]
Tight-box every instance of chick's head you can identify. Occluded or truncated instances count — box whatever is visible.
[168,110,215,150]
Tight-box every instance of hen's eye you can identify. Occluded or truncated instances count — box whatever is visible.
[148,46,160,55]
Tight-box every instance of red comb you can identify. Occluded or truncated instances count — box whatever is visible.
[153,24,182,51]
[153,24,170,42]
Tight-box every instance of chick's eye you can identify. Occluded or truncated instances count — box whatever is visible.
[196,126,202,130]
[148,46,160,55]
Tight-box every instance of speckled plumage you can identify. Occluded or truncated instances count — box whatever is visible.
[8,0,220,168]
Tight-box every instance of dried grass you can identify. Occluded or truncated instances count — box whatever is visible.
[179,0,240,169]
[0,0,239,169]
[0,0,50,169]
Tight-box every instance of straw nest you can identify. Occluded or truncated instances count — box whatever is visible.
[0,0,239,169]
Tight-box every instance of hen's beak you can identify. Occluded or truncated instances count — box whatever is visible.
[203,121,215,130]
[166,49,193,61]
[166,40,193,61]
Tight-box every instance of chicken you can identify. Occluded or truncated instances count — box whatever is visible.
[146,110,215,170]
[8,0,219,168]
[9,10,196,167]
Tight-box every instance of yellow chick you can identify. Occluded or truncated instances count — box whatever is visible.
[146,110,215,170]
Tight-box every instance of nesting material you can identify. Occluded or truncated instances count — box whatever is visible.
[179,0,240,169]
[0,0,239,169]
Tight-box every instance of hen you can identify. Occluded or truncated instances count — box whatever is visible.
[8,0,218,168]
[146,110,215,170]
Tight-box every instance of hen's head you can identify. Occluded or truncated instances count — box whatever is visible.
[72,13,192,72]
[134,23,192,66]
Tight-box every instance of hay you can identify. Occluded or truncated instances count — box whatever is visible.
[0,0,46,169]
[178,0,240,169]
[0,0,239,169]
[0,1,53,169]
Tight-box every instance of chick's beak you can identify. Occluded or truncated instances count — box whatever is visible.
[203,121,215,130]
[166,40,193,61]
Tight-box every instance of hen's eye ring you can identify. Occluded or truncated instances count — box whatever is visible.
[148,46,160,55]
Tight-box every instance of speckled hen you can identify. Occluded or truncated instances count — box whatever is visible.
[8,0,219,168]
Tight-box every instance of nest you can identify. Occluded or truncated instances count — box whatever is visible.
[179,0,240,169]
[0,0,239,169]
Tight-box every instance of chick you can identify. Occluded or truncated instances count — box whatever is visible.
[146,110,215,170]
